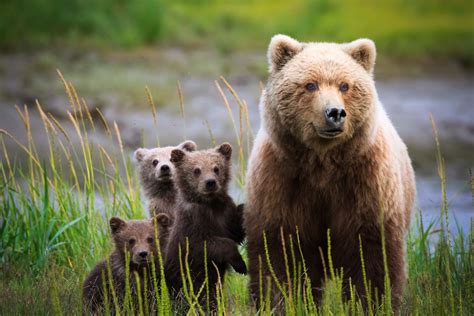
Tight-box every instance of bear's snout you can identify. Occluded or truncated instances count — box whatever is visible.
[156,162,172,179]
[160,164,170,174]
[133,249,150,264]
[205,178,217,191]
[324,107,346,127]
[317,107,346,138]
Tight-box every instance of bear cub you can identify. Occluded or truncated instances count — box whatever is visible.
[165,143,246,306]
[83,214,172,313]
[135,141,196,218]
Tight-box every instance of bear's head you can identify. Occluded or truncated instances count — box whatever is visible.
[170,143,232,203]
[264,35,377,152]
[134,141,197,197]
[110,214,172,266]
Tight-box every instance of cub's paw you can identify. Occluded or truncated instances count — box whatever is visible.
[231,256,247,275]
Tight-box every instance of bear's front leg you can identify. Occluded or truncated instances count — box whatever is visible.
[207,236,247,275]
[246,228,288,310]
[331,219,406,311]
[224,203,246,244]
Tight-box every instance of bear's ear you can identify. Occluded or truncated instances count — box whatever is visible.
[342,39,376,73]
[153,213,172,228]
[178,140,197,152]
[217,142,232,160]
[134,148,148,162]
[110,217,127,234]
[170,149,186,165]
[268,34,303,73]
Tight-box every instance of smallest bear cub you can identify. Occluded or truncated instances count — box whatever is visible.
[135,141,197,218]
[83,214,172,314]
[165,143,246,305]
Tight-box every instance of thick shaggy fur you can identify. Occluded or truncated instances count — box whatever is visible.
[135,141,197,218]
[165,144,246,307]
[83,215,171,313]
[244,35,415,309]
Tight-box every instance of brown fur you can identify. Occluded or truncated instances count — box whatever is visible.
[165,143,246,308]
[83,214,172,314]
[244,35,415,310]
[135,141,197,218]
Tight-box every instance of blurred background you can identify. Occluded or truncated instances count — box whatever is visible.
[0,0,473,230]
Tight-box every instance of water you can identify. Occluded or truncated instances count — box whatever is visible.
[1,50,472,233]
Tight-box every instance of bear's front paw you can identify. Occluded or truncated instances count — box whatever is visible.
[231,256,247,275]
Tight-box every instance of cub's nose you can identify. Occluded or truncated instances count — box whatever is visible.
[139,251,148,258]
[205,179,217,190]
[160,165,170,173]
[324,108,346,128]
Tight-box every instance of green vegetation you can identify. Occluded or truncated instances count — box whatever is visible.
[1,0,473,63]
[0,76,472,314]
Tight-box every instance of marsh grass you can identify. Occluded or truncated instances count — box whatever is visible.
[0,74,472,315]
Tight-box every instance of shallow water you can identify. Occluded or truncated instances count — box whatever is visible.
[1,51,472,233]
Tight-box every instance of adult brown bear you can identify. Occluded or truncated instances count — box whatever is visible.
[244,34,415,309]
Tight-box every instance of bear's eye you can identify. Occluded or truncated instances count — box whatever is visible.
[305,82,318,92]
[339,82,349,92]
[147,237,154,244]
[152,159,159,166]
[213,167,219,174]
[194,168,201,176]
[128,238,136,245]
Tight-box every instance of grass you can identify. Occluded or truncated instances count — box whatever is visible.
[1,0,473,64]
[0,74,473,315]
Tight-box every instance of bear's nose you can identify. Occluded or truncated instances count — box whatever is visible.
[139,251,148,258]
[205,179,217,190]
[160,165,170,173]
[325,108,346,127]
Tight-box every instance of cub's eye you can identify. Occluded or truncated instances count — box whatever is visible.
[213,167,219,174]
[152,159,159,166]
[305,82,318,91]
[339,82,349,92]
[194,168,201,176]
[147,237,154,244]
[128,238,136,245]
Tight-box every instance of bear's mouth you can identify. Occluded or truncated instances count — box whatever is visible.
[203,187,219,194]
[133,258,149,265]
[158,174,172,181]
[318,128,343,139]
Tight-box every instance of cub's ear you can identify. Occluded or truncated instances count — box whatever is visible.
[110,217,127,234]
[153,213,172,228]
[268,34,303,73]
[217,142,232,160]
[178,140,197,152]
[170,149,186,165]
[134,148,148,162]
[342,39,376,73]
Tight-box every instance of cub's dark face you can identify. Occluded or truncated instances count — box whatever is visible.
[134,141,197,190]
[170,143,232,202]
[110,214,172,265]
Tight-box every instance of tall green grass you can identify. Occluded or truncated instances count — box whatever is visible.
[0,74,472,314]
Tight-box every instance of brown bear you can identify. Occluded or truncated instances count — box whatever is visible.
[135,141,197,217]
[244,35,415,310]
[165,143,247,308]
[83,214,172,313]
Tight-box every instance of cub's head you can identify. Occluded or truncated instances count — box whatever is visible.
[170,143,232,202]
[110,214,172,266]
[134,141,197,196]
[264,34,377,150]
